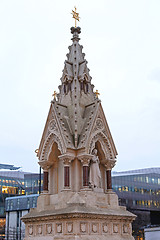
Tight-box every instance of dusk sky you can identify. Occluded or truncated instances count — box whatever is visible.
[0,0,160,173]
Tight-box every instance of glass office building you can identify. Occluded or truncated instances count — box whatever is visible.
[0,170,24,239]
[5,194,39,240]
[0,165,43,239]
[112,168,160,240]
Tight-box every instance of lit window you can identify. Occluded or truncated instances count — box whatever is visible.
[154,201,157,206]
[146,177,149,183]
[2,186,8,193]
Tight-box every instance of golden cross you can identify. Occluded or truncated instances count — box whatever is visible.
[52,91,57,100]
[71,6,80,27]
[95,90,100,98]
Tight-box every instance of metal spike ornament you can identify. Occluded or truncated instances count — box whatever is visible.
[71,6,80,27]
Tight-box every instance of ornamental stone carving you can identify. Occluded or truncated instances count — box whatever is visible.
[78,154,93,166]
[92,223,98,233]
[49,119,57,132]
[37,225,42,235]
[102,223,108,233]
[123,224,128,233]
[41,133,64,161]
[89,132,111,160]
[58,154,75,165]
[67,222,73,233]
[28,225,33,235]
[56,223,62,233]
[113,224,119,233]
[80,222,87,233]
[38,161,53,171]
[93,118,104,132]
[46,224,52,234]
[104,160,116,170]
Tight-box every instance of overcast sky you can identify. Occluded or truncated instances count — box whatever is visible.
[0,0,160,173]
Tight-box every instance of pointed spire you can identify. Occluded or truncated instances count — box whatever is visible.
[54,26,99,148]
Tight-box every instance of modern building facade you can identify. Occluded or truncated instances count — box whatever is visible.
[0,165,43,239]
[5,194,39,240]
[112,168,160,240]
[0,168,24,239]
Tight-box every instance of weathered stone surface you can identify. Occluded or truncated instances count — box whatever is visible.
[22,26,136,239]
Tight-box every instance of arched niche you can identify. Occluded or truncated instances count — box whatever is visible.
[48,142,61,194]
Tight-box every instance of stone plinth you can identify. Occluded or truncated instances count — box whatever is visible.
[22,191,135,240]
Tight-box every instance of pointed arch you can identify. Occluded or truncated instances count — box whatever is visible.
[41,133,64,161]
[88,131,114,161]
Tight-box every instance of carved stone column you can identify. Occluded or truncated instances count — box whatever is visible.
[106,169,112,190]
[78,154,93,189]
[105,160,116,191]
[43,170,49,191]
[63,159,71,188]
[59,154,74,190]
[38,161,53,193]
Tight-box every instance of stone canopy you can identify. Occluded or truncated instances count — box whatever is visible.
[38,27,117,172]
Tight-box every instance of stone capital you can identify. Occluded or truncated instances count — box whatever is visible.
[78,154,93,166]
[38,161,53,171]
[58,154,75,166]
[104,160,116,170]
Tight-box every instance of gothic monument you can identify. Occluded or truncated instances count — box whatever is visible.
[22,9,135,240]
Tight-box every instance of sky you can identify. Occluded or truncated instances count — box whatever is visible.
[0,0,160,173]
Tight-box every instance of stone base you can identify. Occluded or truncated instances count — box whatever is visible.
[22,191,136,240]
[23,213,135,240]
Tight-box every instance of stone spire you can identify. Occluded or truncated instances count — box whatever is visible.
[56,27,96,147]
[22,24,135,240]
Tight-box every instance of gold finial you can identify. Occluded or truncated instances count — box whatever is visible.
[95,90,100,98]
[35,149,39,154]
[71,6,80,27]
[52,91,57,100]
